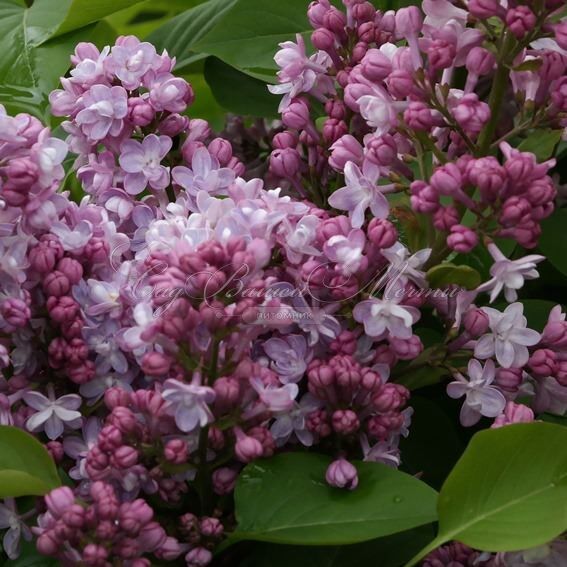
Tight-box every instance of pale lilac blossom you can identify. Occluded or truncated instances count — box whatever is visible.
[162,378,216,432]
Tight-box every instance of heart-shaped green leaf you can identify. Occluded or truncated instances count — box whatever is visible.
[0,426,61,497]
[231,453,438,546]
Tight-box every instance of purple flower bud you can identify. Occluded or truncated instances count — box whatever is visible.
[208,138,233,166]
[505,6,536,39]
[326,458,358,490]
[551,77,567,112]
[212,467,239,495]
[272,131,298,150]
[467,157,507,202]
[494,367,522,394]
[404,101,442,131]
[329,134,363,171]
[360,48,392,81]
[499,196,531,227]
[332,409,360,434]
[43,271,70,297]
[492,401,534,428]
[410,180,439,213]
[352,1,375,24]
[395,6,422,36]
[62,504,85,528]
[433,206,459,231]
[159,113,189,137]
[323,118,347,143]
[139,521,167,552]
[554,22,567,50]
[364,134,397,166]
[447,225,478,253]
[37,532,60,556]
[430,164,462,196]
[7,157,39,188]
[325,99,346,120]
[465,47,495,77]
[46,296,79,324]
[528,348,557,377]
[367,218,398,248]
[200,517,224,538]
[45,486,75,518]
[112,445,139,469]
[469,0,503,19]
[426,39,457,71]
[323,8,347,38]
[56,257,83,284]
[282,98,310,130]
[1,298,31,328]
[269,148,301,178]
[119,499,154,535]
[164,439,189,464]
[234,430,264,463]
[128,97,155,127]
[141,351,172,377]
[185,547,213,567]
[390,335,423,360]
[312,27,335,51]
[83,543,108,564]
[358,21,376,43]
[451,94,490,135]
[373,383,408,412]
[464,308,489,337]
[308,0,331,28]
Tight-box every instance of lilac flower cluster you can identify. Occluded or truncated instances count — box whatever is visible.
[0,0,565,563]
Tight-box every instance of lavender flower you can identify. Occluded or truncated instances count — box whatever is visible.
[162,378,216,432]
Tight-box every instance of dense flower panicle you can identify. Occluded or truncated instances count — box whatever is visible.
[0,0,566,562]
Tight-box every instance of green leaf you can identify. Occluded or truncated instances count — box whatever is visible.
[0,426,60,497]
[517,129,563,162]
[240,525,436,567]
[0,0,144,119]
[426,263,481,290]
[539,209,567,278]
[147,0,239,72]
[191,0,310,72]
[204,57,277,117]
[406,422,567,566]
[232,453,438,546]
[5,540,59,566]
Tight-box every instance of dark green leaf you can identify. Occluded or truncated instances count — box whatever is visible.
[406,423,567,566]
[539,209,567,277]
[192,0,311,72]
[517,129,563,161]
[146,0,239,72]
[240,525,436,567]
[0,426,60,497]
[232,453,438,546]
[204,57,277,117]
[5,540,59,566]
[426,263,481,290]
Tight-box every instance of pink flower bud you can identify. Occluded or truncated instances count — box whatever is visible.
[410,180,439,213]
[329,134,363,171]
[46,296,79,324]
[332,409,360,434]
[200,517,224,538]
[282,98,310,130]
[404,101,442,131]
[208,138,233,166]
[29,236,64,273]
[426,39,456,71]
[112,445,139,469]
[364,134,397,166]
[554,22,567,50]
[323,118,348,143]
[433,206,459,231]
[528,348,557,377]
[139,521,167,552]
[141,351,172,377]
[451,94,490,135]
[395,6,422,36]
[469,0,503,19]
[464,308,489,337]
[159,113,189,137]
[269,148,301,178]
[466,47,496,76]
[467,157,507,202]
[447,225,478,253]
[551,77,567,112]
[492,401,534,428]
[1,298,31,328]
[430,164,462,195]
[272,131,297,149]
[312,27,335,51]
[164,439,189,464]
[323,8,347,38]
[212,467,239,495]
[185,547,213,567]
[37,532,60,556]
[499,196,531,227]
[325,99,346,120]
[234,431,264,463]
[45,486,75,518]
[505,6,536,39]
[360,48,392,81]
[128,97,155,127]
[326,458,358,490]
[308,0,331,28]
[389,335,423,360]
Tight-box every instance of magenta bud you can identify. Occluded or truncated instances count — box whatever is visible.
[463,308,489,337]
[326,458,359,490]
[447,225,478,253]
[469,0,503,19]
[212,467,239,495]
[208,138,233,166]
[273,131,297,150]
[312,27,335,51]
[505,6,536,39]
[141,351,172,377]
[528,348,557,378]
[466,47,496,76]
[282,97,310,130]
[269,148,301,178]
[185,547,213,567]
[367,218,398,248]
[159,113,189,137]
[332,409,360,434]
[395,6,422,36]
[492,401,534,428]
[234,433,263,463]
[128,97,155,127]
[329,134,363,171]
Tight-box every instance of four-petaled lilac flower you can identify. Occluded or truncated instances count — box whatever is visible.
[75,85,128,141]
[270,393,321,446]
[263,334,311,383]
[328,161,391,228]
[447,359,506,426]
[354,297,419,339]
[23,386,82,440]
[119,134,172,195]
[62,417,102,480]
[251,378,298,412]
[324,228,367,275]
[172,148,235,197]
[107,36,159,89]
[50,220,93,253]
[283,215,321,263]
[162,378,216,432]
[475,303,540,368]
[360,434,401,468]
[358,88,406,136]
[0,499,32,559]
[477,242,545,303]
